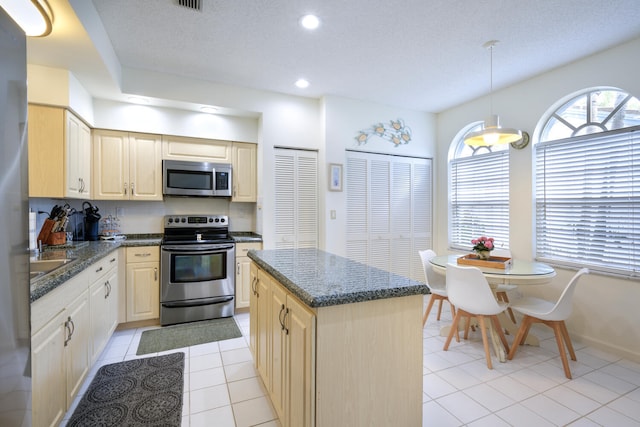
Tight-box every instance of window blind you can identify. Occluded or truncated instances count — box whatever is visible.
[535,128,640,276]
[450,149,509,251]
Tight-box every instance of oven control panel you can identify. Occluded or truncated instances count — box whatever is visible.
[164,215,228,228]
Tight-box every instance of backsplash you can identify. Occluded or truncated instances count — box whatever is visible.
[29,198,256,239]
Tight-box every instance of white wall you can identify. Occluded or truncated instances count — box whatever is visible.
[437,37,640,361]
[322,96,437,256]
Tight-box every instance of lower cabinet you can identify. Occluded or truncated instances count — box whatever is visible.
[125,246,160,321]
[236,241,262,308]
[251,265,315,427]
[31,252,121,427]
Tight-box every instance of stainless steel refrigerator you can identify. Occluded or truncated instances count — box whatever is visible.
[0,7,31,427]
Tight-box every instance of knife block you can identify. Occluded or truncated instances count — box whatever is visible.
[37,219,67,246]
[46,232,66,246]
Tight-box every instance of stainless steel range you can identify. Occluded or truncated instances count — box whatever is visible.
[160,214,235,326]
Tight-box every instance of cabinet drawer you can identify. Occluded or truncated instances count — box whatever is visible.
[126,246,159,263]
[87,251,119,284]
[236,242,262,256]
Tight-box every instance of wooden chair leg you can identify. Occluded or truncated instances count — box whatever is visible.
[497,291,517,324]
[559,321,577,361]
[551,321,572,379]
[507,315,533,360]
[443,310,462,350]
[477,316,493,369]
[436,298,444,320]
[422,294,437,327]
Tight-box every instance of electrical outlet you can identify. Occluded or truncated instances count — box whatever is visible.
[330,210,336,220]
[116,207,124,217]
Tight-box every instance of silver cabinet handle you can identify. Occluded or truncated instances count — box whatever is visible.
[64,316,75,346]
[237,262,240,275]
[124,183,127,195]
[110,257,116,263]
[104,280,111,298]
[130,182,134,195]
[95,266,103,273]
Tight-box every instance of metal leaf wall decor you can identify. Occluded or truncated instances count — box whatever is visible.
[355,119,412,146]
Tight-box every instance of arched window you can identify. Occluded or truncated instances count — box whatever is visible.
[449,123,510,251]
[535,88,640,276]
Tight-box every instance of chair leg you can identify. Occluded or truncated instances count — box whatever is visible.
[497,291,517,324]
[422,294,437,327]
[551,321,573,379]
[436,298,444,320]
[559,321,577,361]
[491,315,510,353]
[507,315,533,360]
[443,310,463,350]
[477,316,493,369]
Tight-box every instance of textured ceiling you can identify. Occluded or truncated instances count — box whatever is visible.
[26,0,640,113]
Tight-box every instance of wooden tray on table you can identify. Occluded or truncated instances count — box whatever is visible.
[457,254,512,269]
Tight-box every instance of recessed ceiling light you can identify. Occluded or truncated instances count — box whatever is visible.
[300,14,320,30]
[127,96,149,104]
[200,106,218,114]
[295,79,310,89]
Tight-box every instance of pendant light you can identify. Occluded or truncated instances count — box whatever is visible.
[464,40,522,147]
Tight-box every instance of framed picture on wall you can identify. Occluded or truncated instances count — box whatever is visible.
[329,163,343,192]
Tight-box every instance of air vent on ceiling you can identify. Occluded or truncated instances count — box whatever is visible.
[177,0,202,11]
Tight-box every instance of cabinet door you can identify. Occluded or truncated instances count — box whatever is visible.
[129,132,163,200]
[162,135,232,162]
[93,130,129,200]
[31,310,66,427]
[236,255,251,308]
[126,261,160,321]
[256,270,271,384]
[269,281,287,421]
[284,295,315,427]
[65,290,91,408]
[28,104,64,198]
[65,111,91,198]
[249,262,259,357]
[90,277,109,361]
[105,267,119,337]
[232,142,257,202]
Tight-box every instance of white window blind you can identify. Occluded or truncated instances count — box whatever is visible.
[450,149,509,250]
[535,128,640,276]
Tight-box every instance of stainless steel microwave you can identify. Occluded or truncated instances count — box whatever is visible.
[163,160,232,197]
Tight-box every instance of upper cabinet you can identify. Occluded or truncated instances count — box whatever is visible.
[28,105,91,199]
[232,142,257,202]
[162,135,232,162]
[93,130,163,201]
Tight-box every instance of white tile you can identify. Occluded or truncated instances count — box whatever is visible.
[190,352,223,372]
[486,376,538,402]
[565,417,602,427]
[224,360,258,383]
[190,366,227,390]
[221,347,253,366]
[608,396,640,422]
[423,373,457,400]
[601,363,640,386]
[587,406,640,427]
[181,415,189,426]
[509,367,561,392]
[190,405,236,427]
[582,370,637,395]
[564,376,620,404]
[227,376,267,403]
[628,387,640,404]
[437,391,490,424]
[182,392,189,417]
[496,403,556,427]
[464,383,516,412]
[543,384,600,415]
[437,366,483,390]
[190,383,230,413]
[232,396,278,427]
[520,394,581,426]
[466,413,512,427]
[421,401,463,426]
[190,341,220,357]
[219,336,248,351]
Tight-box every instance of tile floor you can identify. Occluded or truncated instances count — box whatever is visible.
[61,301,640,427]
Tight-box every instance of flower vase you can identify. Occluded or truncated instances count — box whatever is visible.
[476,250,491,260]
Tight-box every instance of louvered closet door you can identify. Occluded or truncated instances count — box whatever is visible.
[274,149,318,249]
[346,151,432,281]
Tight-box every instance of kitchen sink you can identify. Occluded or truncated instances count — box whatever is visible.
[30,258,77,275]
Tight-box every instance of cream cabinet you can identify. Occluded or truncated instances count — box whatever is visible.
[162,135,232,162]
[232,142,257,202]
[93,130,163,201]
[31,270,91,427]
[89,252,119,362]
[252,266,315,427]
[65,110,92,198]
[235,241,262,308]
[125,246,160,321]
[28,105,91,199]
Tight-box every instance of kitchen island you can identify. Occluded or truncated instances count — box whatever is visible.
[248,248,428,427]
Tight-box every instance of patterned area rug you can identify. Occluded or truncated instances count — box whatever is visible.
[137,317,242,355]
[67,352,184,427]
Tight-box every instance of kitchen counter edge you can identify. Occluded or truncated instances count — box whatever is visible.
[247,248,429,308]
[30,236,162,303]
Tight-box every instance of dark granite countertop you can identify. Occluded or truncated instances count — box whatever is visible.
[247,248,429,308]
[30,235,162,303]
[230,232,263,243]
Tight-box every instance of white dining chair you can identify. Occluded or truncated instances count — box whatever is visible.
[492,248,518,324]
[443,263,510,369]
[507,268,589,379]
[419,250,456,328]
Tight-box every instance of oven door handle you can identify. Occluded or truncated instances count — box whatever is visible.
[162,296,234,308]
[162,244,235,252]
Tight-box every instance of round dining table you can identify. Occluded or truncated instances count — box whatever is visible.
[429,254,556,362]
